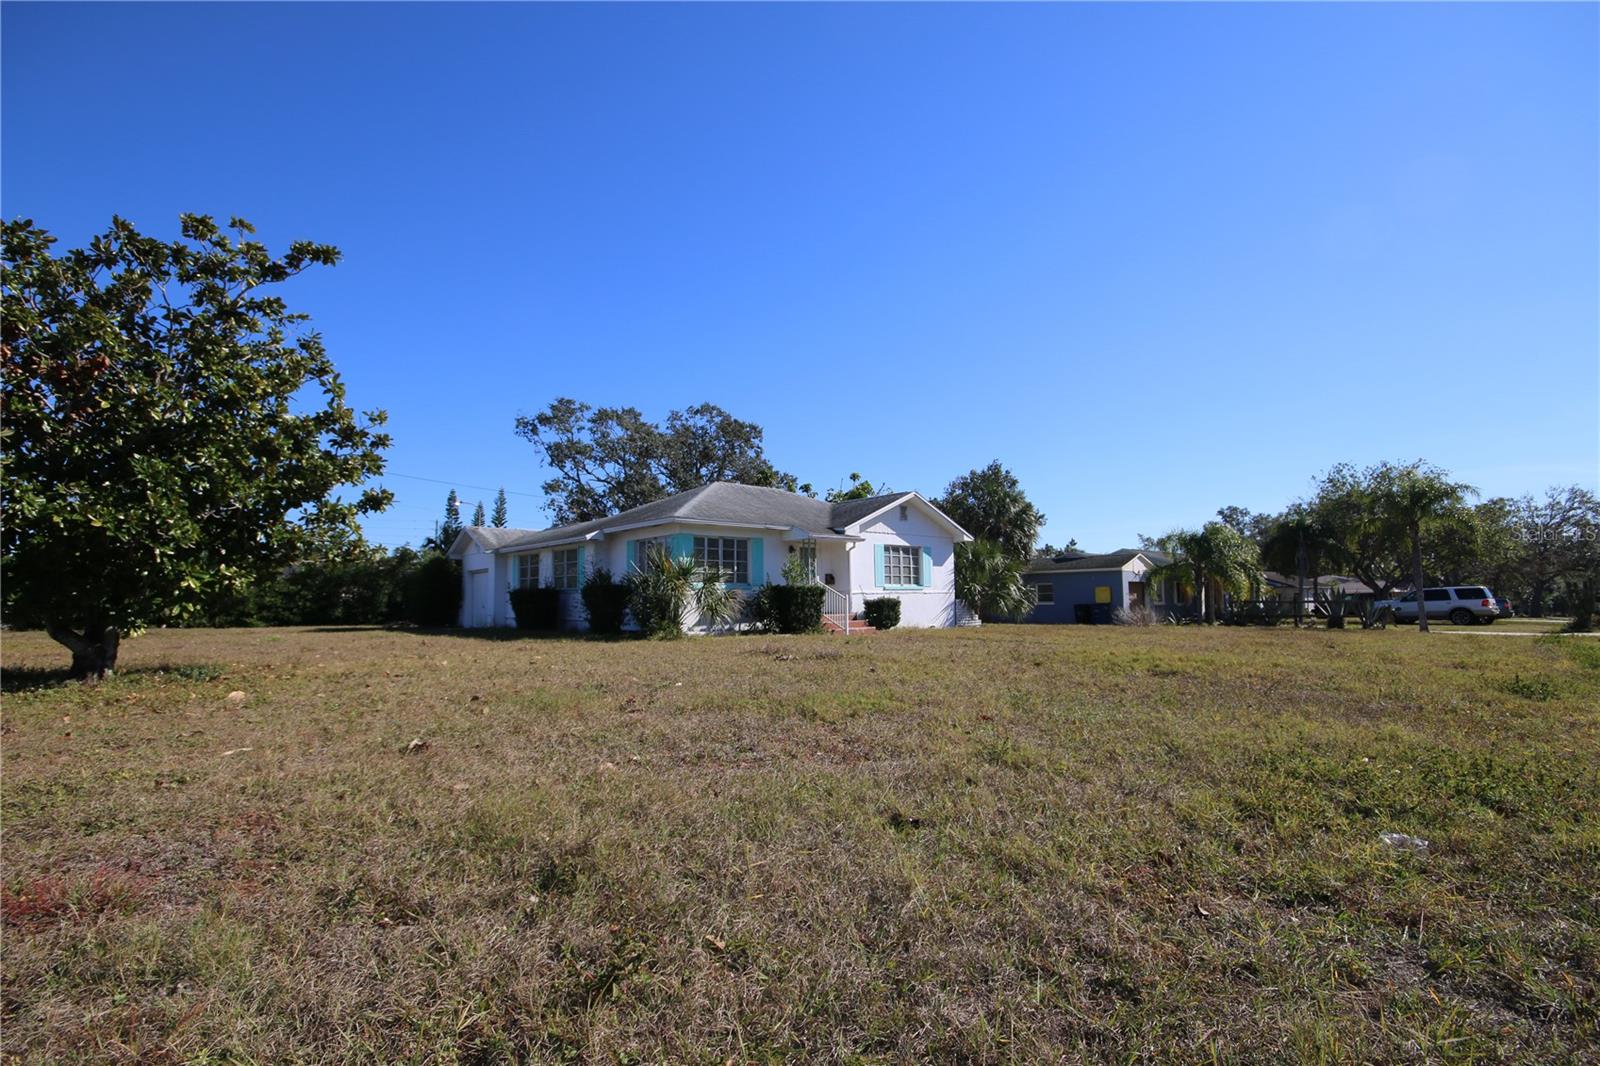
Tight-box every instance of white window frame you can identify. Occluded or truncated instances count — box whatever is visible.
[693,536,749,584]
[515,553,541,589]
[551,548,581,590]
[631,537,663,573]
[883,544,921,587]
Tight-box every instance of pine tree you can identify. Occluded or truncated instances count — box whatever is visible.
[429,489,463,552]
[491,488,509,528]
[471,500,486,527]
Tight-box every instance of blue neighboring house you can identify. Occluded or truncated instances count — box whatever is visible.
[1022,549,1184,624]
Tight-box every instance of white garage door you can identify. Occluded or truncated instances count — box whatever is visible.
[470,569,489,626]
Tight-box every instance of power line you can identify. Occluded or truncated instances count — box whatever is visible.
[375,472,544,499]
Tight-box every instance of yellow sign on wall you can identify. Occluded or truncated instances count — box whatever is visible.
[1095,586,1112,604]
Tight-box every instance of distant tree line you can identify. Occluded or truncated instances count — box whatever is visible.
[1152,461,1598,626]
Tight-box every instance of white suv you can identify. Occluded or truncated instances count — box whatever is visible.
[1378,586,1501,626]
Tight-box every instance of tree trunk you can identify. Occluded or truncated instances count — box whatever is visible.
[1529,579,1547,618]
[1295,538,1308,628]
[46,623,121,681]
[1412,523,1429,634]
[1572,576,1596,632]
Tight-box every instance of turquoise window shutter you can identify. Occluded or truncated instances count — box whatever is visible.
[874,544,885,587]
[669,532,693,563]
[919,547,933,587]
[576,547,586,581]
[749,537,763,585]
[625,540,636,573]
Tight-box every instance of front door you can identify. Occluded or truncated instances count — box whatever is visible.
[1127,580,1146,608]
[794,542,817,583]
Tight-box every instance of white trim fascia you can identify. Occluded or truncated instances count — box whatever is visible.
[1026,565,1133,575]
[492,529,604,555]
[445,528,479,560]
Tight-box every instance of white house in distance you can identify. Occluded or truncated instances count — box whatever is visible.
[446,481,975,633]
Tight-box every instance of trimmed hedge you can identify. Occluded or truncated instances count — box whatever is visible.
[862,596,901,631]
[508,585,561,630]
[765,583,826,634]
[407,554,462,627]
[581,569,631,635]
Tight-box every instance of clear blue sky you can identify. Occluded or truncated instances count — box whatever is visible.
[5,2,1596,550]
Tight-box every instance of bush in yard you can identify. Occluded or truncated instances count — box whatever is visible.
[508,585,562,630]
[1112,604,1162,626]
[406,554,462,627]
[625,542,744,638]
[863,597,901,630]
[767,583,826,634]
[581,569,631,635]
[745,584,776,633]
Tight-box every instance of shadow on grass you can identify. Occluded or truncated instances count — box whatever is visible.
[1,662,226,694]
[389,626,637,643]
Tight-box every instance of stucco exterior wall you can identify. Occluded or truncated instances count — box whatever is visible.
[1022,561,1172,624]
[457,502,965,631]
[850,502,961,628]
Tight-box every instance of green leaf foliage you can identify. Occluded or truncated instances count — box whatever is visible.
[938,461,1045,563]
[581,568,631,635]
[1,215,390,669]
[513,399,799,524]
[1143,523,1263,624]
[862,596,901,630]
[954,538,1036,621]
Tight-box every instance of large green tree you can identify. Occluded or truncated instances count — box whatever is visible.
[937,461,1046,563]
[514,398,800,523]
[1,215,390,678]
[422,489,463,552]
[1308,461,1470,630]
[1512,486,1599,616]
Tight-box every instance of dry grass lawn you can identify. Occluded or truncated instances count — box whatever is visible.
[2,623,1597,1063]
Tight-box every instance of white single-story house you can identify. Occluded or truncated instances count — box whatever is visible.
[446,481,975,633]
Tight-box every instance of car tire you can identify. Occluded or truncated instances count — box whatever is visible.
[1480,616,1494,625]
[1449,608,1473,626]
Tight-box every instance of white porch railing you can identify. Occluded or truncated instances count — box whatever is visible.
[820,582,853,634]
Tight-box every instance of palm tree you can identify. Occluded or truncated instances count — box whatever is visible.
[1260,506,1333,627]
[1382,465,1471,633]
[1144,522,1262,623]
[626,542,744,637]
[954,538,1036,621]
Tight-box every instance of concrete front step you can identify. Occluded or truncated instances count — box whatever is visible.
[821,616,877,634]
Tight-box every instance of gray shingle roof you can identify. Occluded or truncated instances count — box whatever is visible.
[460,526,542,549]
[826,491,910,529]
[489,483,927,552]
[1026,548,1149,573]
